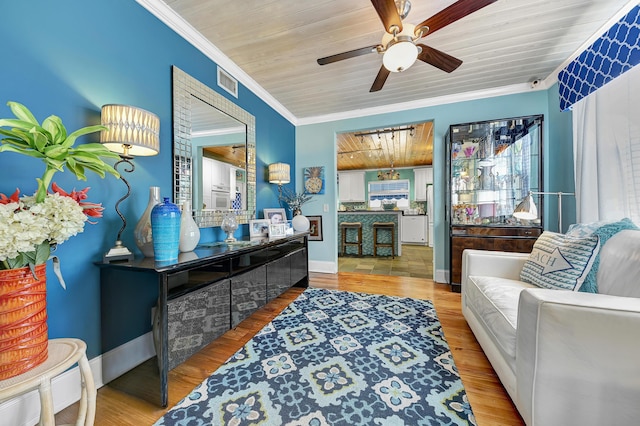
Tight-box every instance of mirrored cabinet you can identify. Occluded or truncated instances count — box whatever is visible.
[447,115,544,291]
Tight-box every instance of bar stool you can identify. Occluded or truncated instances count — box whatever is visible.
[340,222,363,256]
[0,338,96,426]
[373,222,395,258]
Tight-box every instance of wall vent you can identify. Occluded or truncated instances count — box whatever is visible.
[217,66,238,98]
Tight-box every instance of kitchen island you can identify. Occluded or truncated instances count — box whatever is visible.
[338,211,402,256]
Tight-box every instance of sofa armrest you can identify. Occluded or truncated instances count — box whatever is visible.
[461,249,529,288]
[516,289,640,426]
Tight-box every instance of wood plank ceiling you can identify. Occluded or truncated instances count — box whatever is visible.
[157,0,633,120]
[337,121,433,170]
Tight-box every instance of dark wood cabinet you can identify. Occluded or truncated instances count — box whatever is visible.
[450,226,541,291]
[98,234,308,407]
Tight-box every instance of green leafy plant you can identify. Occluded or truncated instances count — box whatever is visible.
[0,101,121,277]
[0,101,120,202]
[279,186,313,213]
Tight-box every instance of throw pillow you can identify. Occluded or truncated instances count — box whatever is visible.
[565,217,638,293]
[520,231,600,291]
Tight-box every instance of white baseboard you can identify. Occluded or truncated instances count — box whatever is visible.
[309,260,337,274]
[434,269,450,284]
[100,332,156,384]
[0,332,155,426]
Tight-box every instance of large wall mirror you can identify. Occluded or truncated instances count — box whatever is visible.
[172,66,256,227]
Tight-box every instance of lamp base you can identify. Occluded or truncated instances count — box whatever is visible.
[103,241,134,263]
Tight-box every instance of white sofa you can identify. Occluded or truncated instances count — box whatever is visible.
[461,229,640,426]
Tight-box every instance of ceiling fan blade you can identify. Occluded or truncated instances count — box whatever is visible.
[417,44,463,73]
[370,65,391,92]
[317,45,380,65]
[371,0,403,33]
[415,0,497,38]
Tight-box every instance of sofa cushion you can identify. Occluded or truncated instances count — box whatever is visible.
[566,218,638,293]
[466,275,536,363]
[596,230,640,297]
[520,231,600,291]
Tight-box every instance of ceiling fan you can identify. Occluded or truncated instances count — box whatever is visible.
[317,0,497,92]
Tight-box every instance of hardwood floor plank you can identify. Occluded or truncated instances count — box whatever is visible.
[56,272,523,425]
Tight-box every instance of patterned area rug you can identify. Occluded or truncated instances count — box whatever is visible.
[155,288,475,425]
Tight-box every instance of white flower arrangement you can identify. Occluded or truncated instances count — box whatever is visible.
[0,192,87,263]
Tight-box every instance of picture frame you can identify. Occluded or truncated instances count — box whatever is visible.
[249,219,270,237]
[307,215,323,241]
[263,208,287,224]
[284,220,294,235]
[268,223,287,239]
[304,166,325,194]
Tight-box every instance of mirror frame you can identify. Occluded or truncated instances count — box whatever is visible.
[172,66,256,227]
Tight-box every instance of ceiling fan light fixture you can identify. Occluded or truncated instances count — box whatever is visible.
[383,38,418,72]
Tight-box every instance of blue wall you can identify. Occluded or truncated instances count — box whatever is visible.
[296,89,575,276]
[0,0,295,358]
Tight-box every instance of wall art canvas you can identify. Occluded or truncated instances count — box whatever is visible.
[304,166,325,194]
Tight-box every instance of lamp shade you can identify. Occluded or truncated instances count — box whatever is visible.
[268,162,290,185]
[513,192,538,221]
[100,104,160,157]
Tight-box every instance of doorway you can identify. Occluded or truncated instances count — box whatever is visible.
[336,121,435,279]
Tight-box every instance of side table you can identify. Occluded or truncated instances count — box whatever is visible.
[0,338,96,426]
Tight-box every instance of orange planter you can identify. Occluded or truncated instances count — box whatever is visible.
[0,264,48,380]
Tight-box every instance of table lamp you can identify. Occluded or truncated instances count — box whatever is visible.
[101,104,160,262]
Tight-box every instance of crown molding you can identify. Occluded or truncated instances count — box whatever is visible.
[296,83,541,126]
[136,0,297,124]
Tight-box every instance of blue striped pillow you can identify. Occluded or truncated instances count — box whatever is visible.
[520,231,600,291]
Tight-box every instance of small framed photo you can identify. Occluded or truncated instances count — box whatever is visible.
[263,208,287,224]
[307,215,323,241]
[268,223,287,238]
[249,219,270,238]
[284,220,294,235]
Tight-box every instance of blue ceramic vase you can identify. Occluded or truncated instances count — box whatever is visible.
[151,197,181,263]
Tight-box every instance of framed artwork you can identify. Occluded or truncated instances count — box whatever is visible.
[307,215,323,241]
[249,219,270,237]
[268,223,287,238]
[284,220,295,235]
[263,208,287,224]
[304,166,325,194]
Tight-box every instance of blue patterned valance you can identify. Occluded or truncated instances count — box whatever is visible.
[558,5,640,111]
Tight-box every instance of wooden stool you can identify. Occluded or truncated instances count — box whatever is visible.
[0,338,96,426]
[340,222,363,256]
[373,222,396,258]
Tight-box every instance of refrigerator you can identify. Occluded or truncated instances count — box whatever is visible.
[426,184,434,247]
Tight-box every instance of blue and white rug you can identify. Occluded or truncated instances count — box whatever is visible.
[155,288,475,425]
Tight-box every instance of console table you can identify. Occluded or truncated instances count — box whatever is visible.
[96,233,308,407]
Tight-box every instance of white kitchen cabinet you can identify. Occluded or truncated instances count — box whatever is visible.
[203,157,231,190]
[338,171,365,202]
[414,167,433,201]
[401,215,427,244]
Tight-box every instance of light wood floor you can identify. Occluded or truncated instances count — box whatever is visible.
[58,272,523,425]
[339,244,433,278]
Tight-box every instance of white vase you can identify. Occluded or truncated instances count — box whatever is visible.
[134,186,161,257]
[179,200,200,252]
[292,213,310,232]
